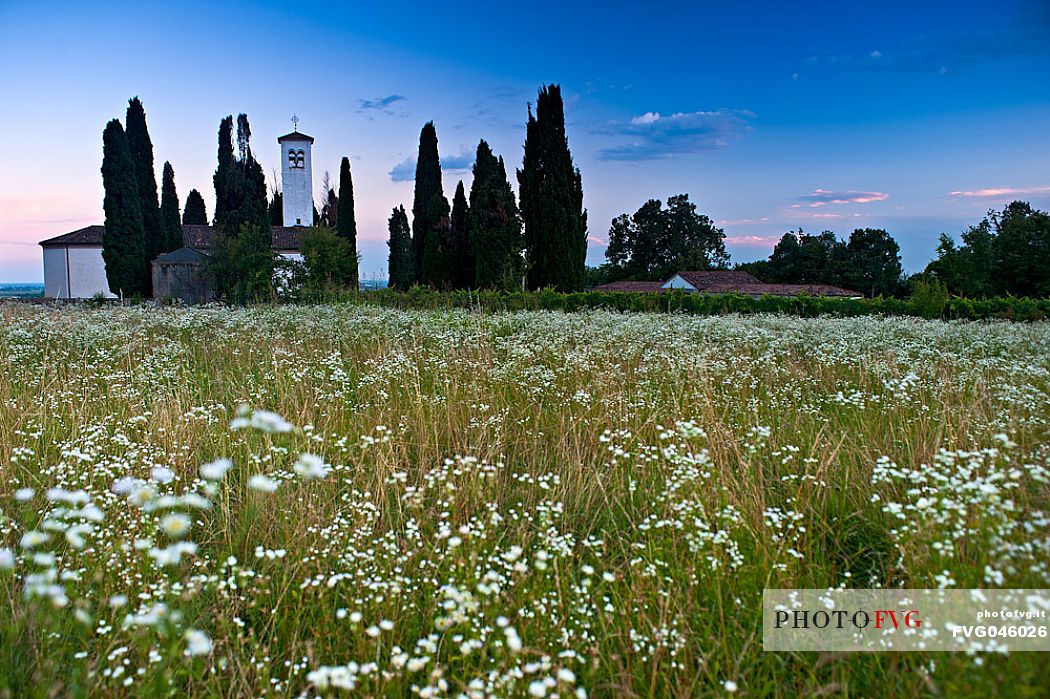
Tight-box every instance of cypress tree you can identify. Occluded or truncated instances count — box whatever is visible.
[268,192,283,225]
[212,116,234,226]
[411,122,443,284]
[387,205,414,290]
[125,98,164,278]
[336,156,360,288]
[159,161,183,251]
[449,180,472,288]
[101,119,148,297]
[182,189,208,225]
[420,194,452,288]
[518,84,588,291]
[469,140,523,290]
[210,114,274,302]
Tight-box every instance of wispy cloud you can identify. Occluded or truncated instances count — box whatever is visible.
[797,30,1050,78]
[948,185,1050,198]
[357,95,408,116]
[792,189,889,208]
[595,109,755,161]
[388,149,475,183]
[717,217,771,226]
[724,234,781,246]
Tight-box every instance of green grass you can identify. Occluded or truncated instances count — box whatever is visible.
[1,302,1048,697]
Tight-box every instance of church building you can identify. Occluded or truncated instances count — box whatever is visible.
[39,127,316,299]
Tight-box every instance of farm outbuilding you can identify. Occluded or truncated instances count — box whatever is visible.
[152,247,213,304]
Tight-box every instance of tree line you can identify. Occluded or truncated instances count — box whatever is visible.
[387,84,587,293]
[924,201,1050,298]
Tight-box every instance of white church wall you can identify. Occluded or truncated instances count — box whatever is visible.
[69,246,115,298]
[42,247,69,298]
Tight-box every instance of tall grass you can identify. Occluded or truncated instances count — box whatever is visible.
[0,303,1048,697]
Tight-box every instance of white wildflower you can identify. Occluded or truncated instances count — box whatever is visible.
[292,453,330,480]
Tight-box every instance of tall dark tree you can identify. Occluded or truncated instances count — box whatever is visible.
[100,119,148,297]
[182,189,208,225]
[421,195,453,288]
[469,141,523,290]
[449,181,473,288]
[844,228,903,297]
[518,84,587,291]
[212,116,234,226]
[209,114,274,302]
[336,156,360,288]
[268,191,283,225]
[125,98,164,276]
[604,194,728,280]
[159,161,183,251]
[411,122,444,284]
[387,205,414,290]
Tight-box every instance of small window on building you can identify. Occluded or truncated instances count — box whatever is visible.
[296,218,302,225]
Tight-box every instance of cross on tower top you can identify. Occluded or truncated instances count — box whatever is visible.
[291,114,299,131]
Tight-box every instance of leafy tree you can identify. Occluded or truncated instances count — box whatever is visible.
[518,84,587,291]
[100,119,148,297]
[182,189,208,225]
[449,181,473,289]
[159,161,183,251]
[927,202,1050,298]
[411,122,445,285]
[604,194,728,280]
[387,205,414,290]
[766,230,846,285]
[336,156,359,288]
[209,114,274,302]
[125,98,164,277]
[993,201,1050,297]
[300,226,357,291]
[844,228,903,297]
[470,141,523,290]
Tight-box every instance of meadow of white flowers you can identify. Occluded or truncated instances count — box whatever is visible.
[1,303,1048,697]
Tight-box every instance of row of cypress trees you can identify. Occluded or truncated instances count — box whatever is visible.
[100,98,184,297]
[388,84,587,292]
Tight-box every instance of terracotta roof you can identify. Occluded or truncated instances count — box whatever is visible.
[591,280,665,293]
[673,270,763,289]
[41,225,305,251]
[277,131,314,143]
[700,282,862,297]
[38,225,107,246]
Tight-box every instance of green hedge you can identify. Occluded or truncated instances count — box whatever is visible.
[332,287,1050,321]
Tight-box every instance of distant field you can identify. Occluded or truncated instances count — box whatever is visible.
[1,304,1048,697]
[0,284,43,299]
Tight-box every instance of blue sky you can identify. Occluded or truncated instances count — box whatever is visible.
[1,0,1049,281]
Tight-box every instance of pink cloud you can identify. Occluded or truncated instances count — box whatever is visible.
[587,236,606,246]
[794,189,889,208]
[947,185,1050,198]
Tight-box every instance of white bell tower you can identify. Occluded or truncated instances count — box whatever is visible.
[277,116,314,226]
